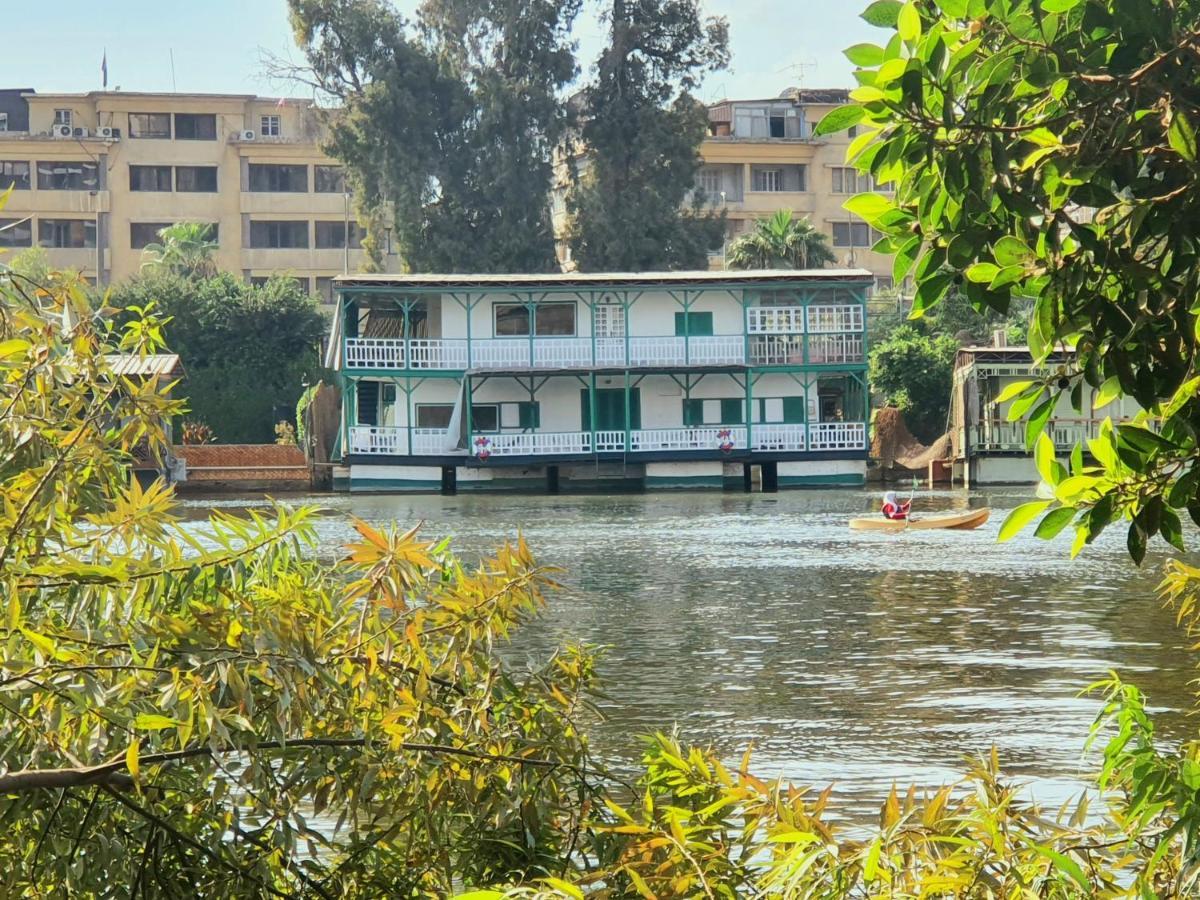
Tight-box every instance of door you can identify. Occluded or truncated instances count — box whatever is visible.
[581,388,641,431]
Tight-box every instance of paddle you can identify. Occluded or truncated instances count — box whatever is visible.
[904,475,917,529]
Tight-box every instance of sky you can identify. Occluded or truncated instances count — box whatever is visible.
[7,0,879,101]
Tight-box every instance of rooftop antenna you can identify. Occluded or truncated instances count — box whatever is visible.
[169,49,177,92]
[777,58,817,93]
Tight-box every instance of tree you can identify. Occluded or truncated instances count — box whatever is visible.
[287,0,579,273]
[868,324,958,442]
[140,222,219,278]
[565,0,730,272]
[726,210,837,270]
[819,0,1200,562]
[108,272,327,442]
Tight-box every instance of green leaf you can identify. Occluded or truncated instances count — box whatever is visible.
[20,627,59,659]
[814,105,866,137]
[1092,376,1122,410]
[994,236,1034,267]
[966,262,999,284]
[1026,397,1055,449]
[133,713,182,731]
[0,338,31,359]
[994,379,1035,404]
[850,86,887,104]
[844,192,895,224]
[989,265,1025,290]
[999,500,1052,542]
[897,1,921,41]
[1070,442,1083,476]
[453,893,507,900]
[1161,376,1200,421]
[1169,110,1198,162]
[893,236,921,283]
[1127,523,1148,566]
[937,0,968,15]
[845,43,886,67]
[1034,432,1062,485]
[1030,842,1090,891]
[1007,386,1045,420]
[861,0,904,27]
[1035,506,1076,540]
[1042,0,1082,10]
[1160,508,1186,552]
[540,878,584,900]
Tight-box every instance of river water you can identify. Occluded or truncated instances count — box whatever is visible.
[185,488,1195,815]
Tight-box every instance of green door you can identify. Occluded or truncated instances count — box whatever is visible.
[581,388,641,431]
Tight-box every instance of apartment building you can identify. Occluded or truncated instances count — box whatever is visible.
[700,88,896,292]
[0,89,382,300]
[327,269,871,493]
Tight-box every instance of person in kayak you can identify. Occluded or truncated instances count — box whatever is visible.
[881,491,911,521]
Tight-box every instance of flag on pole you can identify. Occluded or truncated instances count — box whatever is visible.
[276,96,286,109]
[101,50,108,89]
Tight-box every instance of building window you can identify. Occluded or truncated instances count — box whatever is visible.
[129,165,173,192]
[848,125,858,138]
[128,113,171,139]
[260,115,281,137]
[0,113,8,132]
[750,164,805,192]
[471,404,500,432]
[37,160,99,190]
[0,161,31,190]
[416,404,453,429]
[314,165,346,193]
[53,109,72,128]
[698,167,723,198]
[130,223,172,250]
[0,217,33,248]
[249,275,305,291]
[174,113,217,140]
[832,221,881,248]
[673,311,714,336]
[831,167,875,194]
[39,218,95,249]
[175,166,218,192]
[248,163,308,192]
[314,221,364,249]
[315,276,336,304]
[682,398,745,426]
[873,276,895,294]
[493,302,576,337]
[248,220,309,249]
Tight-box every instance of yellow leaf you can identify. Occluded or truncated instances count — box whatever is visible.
[624,867,657,899]
[20,627,59,659]
[6,592,19,630]
[225,617,243,647]
[126,740,140,780]
[133,713,181,730]
[540,877,584,899]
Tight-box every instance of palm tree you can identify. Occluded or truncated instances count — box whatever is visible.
[140,222,219,278]
[726,210,836,271]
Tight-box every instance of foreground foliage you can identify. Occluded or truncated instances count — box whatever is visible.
[5,251,1200,898]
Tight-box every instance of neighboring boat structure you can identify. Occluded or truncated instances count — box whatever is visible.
[948,337,1142,485]
[848,507,990,532]
[325,270,873,493]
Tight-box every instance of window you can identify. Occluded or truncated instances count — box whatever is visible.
[831,167,875,194]
[0,113,8,132]
[874,276,895,294]
[0,217,32,248]
[848,125,858,138]
[39,218,95,249]
[720,399,744,425]
[314,220,365,249]
[37,160,99,190]
[53,109,72,128]
[175,166,217,192]
[832,221,881,248]
[248,163,308,192]
[416,404,454,428]
[174,113,216,140]
[682,398,744,426]
[753,167,781,192]
[493,302,576,337]
[128,113,171,139]
[315,276,336,304]
[249,275,305,291]
[130,222,171,250]
[782,397,806,424]
[249,220,308,249]
[673,311,714,336]
[314,165,346,193]
[698,167,722,198]
[260,115,281,137]
[750,164,805,192]
[129,165,172,192]
[471,404,499,432]
[0,161,30,190]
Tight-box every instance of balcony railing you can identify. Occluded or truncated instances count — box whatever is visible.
[968,418,1120,453]
[348,423,864,457]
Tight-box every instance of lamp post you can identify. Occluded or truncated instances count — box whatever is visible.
[720,190,728,270]
[343,190,351,275]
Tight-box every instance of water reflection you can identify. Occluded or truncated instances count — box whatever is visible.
[182,489,1195,814]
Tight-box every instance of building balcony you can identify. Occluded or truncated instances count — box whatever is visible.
[347,422,867,458]
[967,418,1135,454]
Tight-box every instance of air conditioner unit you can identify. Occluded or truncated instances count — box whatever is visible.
[51,123,72,138]
[240,129,257,141]
[73,126,89,138]
[97,126,120,140]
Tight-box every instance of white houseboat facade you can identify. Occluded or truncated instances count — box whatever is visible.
[326,271,873,493]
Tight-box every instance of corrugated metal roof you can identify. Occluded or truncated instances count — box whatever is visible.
[334,269,875,289]
[103,353,184,378]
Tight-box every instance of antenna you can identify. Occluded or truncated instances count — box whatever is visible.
[777,58,817,92]
[169,49,177,92]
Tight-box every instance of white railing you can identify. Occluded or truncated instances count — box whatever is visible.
[595,338,627,367]
[808,422,867,450]
[349,425,407,455]
[807,305,864,333]
[749,335,804,366]
[473,340,531,369]
[808,333,865,365]
[472,432,591,457]
[345,338,405,369]
[412,428,463,455]
[747,307,804,334]
[595,430,627,452]
[532,338,593,369]
[687,335,745,365]
[409,339,468,370]
[628,336,686,367]
[630,427,748,452]
[751,424,807,452]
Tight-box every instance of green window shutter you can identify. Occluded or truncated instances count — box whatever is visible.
[518,401,540,429]
[580,389,591,431]
[674,311,715,336]
[783,396,806,424]
[683,399,704,426]
[674,312,686,336]
[356,381,379,426]
[629,388,641,430]
[720,398,743,424]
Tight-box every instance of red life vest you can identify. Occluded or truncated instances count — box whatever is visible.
[882,500,911,520]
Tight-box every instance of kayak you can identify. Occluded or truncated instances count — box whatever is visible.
[848,508,991,532]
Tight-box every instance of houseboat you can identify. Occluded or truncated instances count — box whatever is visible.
[325,270,873,493]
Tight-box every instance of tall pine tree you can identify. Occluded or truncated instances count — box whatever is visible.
[288,0,580,273]
[566,0,729,272]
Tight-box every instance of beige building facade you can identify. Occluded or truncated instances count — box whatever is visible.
[0,89,384,301]
[700,88,898,291]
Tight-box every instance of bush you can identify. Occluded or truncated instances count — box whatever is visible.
[868,325,959,442]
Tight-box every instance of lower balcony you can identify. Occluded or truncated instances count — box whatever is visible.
[347,422,866,458]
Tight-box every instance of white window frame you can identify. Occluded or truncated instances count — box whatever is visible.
[753,167,782,192]
[698,167,722,197]
[260,114,281,137]
[53,109,72,128]
[0,113,8,133]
